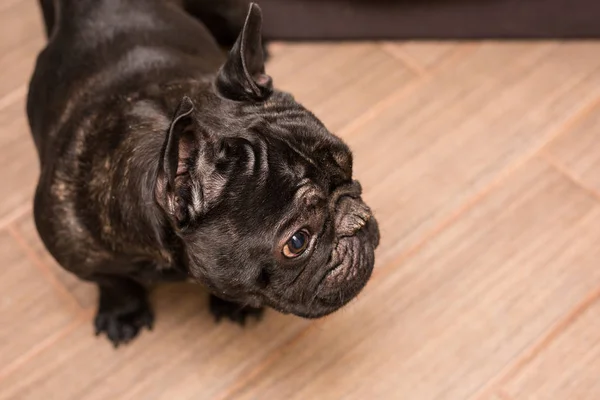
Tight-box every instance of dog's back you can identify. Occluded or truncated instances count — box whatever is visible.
[27,0,229,280]
[28,0,224,157]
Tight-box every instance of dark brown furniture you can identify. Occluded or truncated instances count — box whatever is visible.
[258,0,600,40]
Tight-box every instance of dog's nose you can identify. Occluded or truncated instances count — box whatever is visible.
[334,196,373,237]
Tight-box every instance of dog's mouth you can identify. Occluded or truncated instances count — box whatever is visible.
[324,257,359,285]
[315,222,377,305]
[264,216,379,319]
[279,194,380,318]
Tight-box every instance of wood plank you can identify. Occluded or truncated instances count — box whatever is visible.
[14,214,97,309]
[226,158,600,400]
[0,2,45,221]
[545,101,600,192]
[0,0,43,52]
[382,41,463,71]
[2,2,600,396]
[502,300,600,399]
[345,42,600,266]
[0,0,45,99]
[0,99,39,222]
[266,42,417,132]
[0,283,309,400]
[0,229,76,369]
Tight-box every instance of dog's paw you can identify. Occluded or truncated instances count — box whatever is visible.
[94,299,154,347]
[209,295,264,326]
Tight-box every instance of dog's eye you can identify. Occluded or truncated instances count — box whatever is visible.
[283,230,310,258]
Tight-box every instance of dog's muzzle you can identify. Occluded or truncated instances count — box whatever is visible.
[315,195,380,307]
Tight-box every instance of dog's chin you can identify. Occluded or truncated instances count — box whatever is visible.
[274,263,375,319]
[294,262,375,319]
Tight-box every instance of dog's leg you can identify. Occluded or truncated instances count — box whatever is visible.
[209,294,264,326]
[92,275,154,347]
[38,0,56,38]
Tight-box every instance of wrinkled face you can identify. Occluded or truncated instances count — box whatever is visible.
[179,93,380,317]
[156,3,379,318]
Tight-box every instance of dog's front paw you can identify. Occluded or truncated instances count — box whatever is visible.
[94,299,154,347]
[209,295,264,326]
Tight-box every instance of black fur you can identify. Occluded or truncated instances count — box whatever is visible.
[28,0,380,346]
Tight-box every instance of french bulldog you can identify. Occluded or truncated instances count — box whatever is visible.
[28,0,380,346]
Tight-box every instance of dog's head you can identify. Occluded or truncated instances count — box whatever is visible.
[155,3,380,318]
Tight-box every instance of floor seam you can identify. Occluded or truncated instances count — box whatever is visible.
[542,152,600,203]
[496,388,513,400]
[459,91,600,400]
[0,84,26,112]
[0,317,82,383]
[427,43,479,75]
[7,223,83,314]
[212,325,317,400]
[380,41,478,78]
[469,285,600,400]
[339,43,478,140]
[337,77,426,138]
[0,308,93,383]
[379,42,430,77]
[0,203,31,231]
[538,94,600,150]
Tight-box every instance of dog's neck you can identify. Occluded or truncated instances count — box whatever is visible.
[90,85,208,268]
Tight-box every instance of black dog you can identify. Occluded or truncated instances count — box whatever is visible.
[28,0,380,346]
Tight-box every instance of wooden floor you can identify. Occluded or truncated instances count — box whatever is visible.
[2,2,600,399]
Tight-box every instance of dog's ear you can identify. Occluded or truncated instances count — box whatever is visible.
[156,96,197,229]
[216,3,273,101]
[161,96,195,193]
[157,96,229,231]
